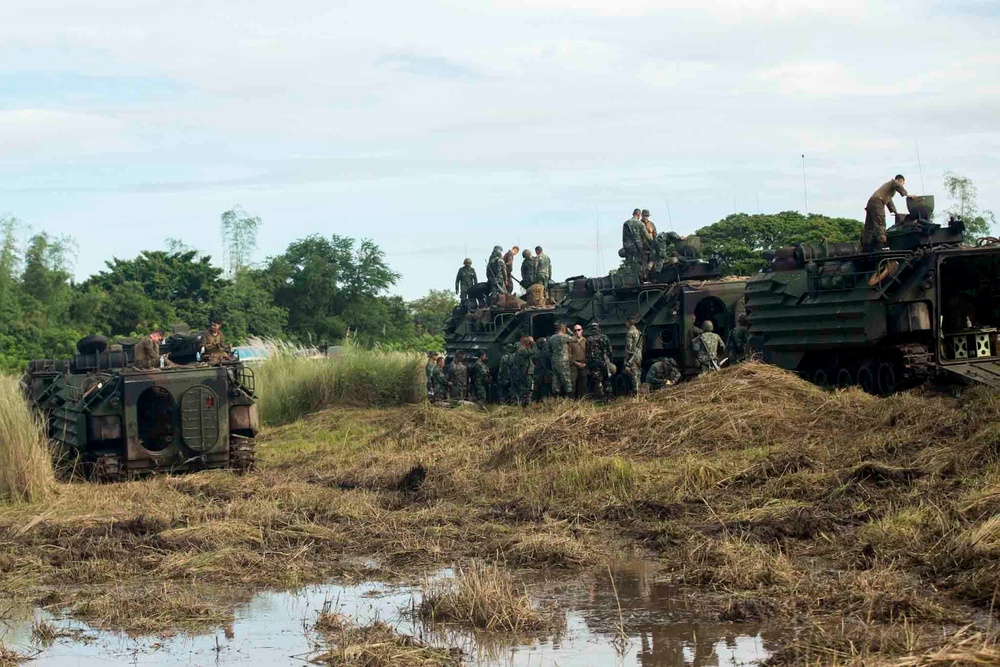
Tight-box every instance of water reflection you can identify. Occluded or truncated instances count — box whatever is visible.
[0,564,779,666]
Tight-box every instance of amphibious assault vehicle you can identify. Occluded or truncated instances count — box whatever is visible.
[445,252,747,392]
[746,196,1000,392]
[24,333,259,481]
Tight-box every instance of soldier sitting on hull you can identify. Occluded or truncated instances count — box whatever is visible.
[133,329,175,369]
[202,318,231,364]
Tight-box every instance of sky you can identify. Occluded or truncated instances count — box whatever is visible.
[1,0,998,299]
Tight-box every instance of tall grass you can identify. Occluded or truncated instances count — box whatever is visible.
[0,375,52,503]
[253,339,425,426]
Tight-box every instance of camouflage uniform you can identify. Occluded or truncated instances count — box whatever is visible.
[646,358,681,391]
[623,324,643,393]
[425,358,437,399]
[431,363,448,401]
[621,215,652,278]
[585,326,612,398]
[133,336,161,369]
[694,323,726,375]
[547,331,574,396]
[486,250,509,302]
[726,323,750,363]
[202,328,227,364]
[455,263,478,301]
[470,357,491,402]
[497,347,515,403]
[520,251,537,290]
[502,249,517,293]
[532,338,552,401]
[511,346,535,405]
[447,357,468,400]
[534,253,552,288]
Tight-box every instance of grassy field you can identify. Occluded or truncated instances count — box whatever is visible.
[0,363,996,664]
[0,375,51,504]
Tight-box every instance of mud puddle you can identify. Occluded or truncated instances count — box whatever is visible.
[1,563,781,666]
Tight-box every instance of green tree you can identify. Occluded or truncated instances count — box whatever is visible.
[82,250,224,334]
[695,211,863,276]
[943,172,995,239]
[220,206,261,277]
[408,289,457,337]
[260,235,400,344]
[213,271,287,343]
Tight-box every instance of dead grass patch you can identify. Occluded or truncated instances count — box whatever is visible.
[311,611,459,667]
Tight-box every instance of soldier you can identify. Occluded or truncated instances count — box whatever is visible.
[520,248,537,290]
[534,246,552,294]
[547,323,574,397]
[511,336,536,406]
[585,322,613,399]
[568,324,587,397]
[503,246,520,293]
[447,351,469,400]
[433,356,449,401]
[641,209,657,238]
[862,175,910,252]
[133,329,165,369]
[623,317,643,395]
[497,344,515,403]
[532,337,552,402]
[694,321,726,375]
[470,351,491,403]
[202,318,229,364]
[425,352,439,399]
[646,357,681,391]
[727,315,750,364]
[455,259,478,304]
[622,209,652,279]
[486,248,509,303]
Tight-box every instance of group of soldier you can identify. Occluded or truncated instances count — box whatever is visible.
[134,319,231,369]
[455,244,553,307]
[425,313,751,405]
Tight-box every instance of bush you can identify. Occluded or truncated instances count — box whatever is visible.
[254,340,425,425]
[0,375,52,503]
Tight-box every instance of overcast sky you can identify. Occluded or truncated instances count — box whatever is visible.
[1,0,998,299]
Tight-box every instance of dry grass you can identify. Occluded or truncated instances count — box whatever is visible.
[0,375,52,503]
[0,643,27,667]
[0,363,995,664]
[311,611,459,667]
[418,561,559,633]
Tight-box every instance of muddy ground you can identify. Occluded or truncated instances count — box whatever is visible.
[0,364,997,665]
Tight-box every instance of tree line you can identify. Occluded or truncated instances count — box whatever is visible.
[0,172,990,372]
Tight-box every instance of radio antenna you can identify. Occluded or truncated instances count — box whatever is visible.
[665,197,674,232]
[801,154,809,215]
[914,139,926,192]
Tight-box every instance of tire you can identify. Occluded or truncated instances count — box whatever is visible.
[857,366,876,394]
[877,361,898,396]
[836,368,853,388]
[77,335,109,355]
[813,369,829,387]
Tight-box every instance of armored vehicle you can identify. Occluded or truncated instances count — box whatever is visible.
[746,196,1000,392]
[445,253,747,392]
[24,333,259,481]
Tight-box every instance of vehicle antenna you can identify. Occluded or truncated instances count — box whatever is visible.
[755,192,760,214]
[915,138,926,192]
[665,197,674,232]
[594,204,604,276]
[801,154,809,216]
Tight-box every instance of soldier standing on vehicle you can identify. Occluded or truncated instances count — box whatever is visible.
[133,329,165,369]
[455,259,478,304]
[622,209,652,279]
[641,209,657,238]
[862,175,911,252]
[511,336,536,406]
[695,321,726,375]
[202,319,229,364]
[646,357,681,391]
[447,351,469,400]
[585,322,613,399]
[547,323,574,397]
[487,248,509,303]
[569,324,587,398]
[520,249,537,290]
[534,246,552,296]
[532,337,552,402]
[623,317,643,395]
[727,315,750,364]
[503,246,520,293]
[470,352,491,403]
